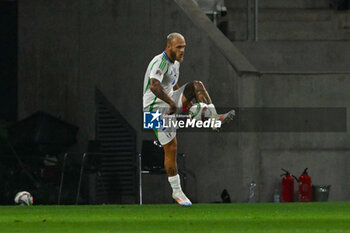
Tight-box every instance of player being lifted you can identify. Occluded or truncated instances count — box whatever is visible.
[143,32,234,206]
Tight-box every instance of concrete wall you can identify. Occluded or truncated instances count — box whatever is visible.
[18,0,255,203]
[226,0,350,41]
[241,73,350,201]
[234,41,350,72]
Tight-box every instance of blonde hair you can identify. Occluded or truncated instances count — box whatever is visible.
[166,32,184,45]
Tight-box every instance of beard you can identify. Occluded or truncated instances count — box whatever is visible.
[170,50,177,61]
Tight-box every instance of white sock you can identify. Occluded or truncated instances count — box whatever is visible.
[168,174,182,194]
[207,103,218,117]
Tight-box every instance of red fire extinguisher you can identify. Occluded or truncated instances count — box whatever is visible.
[298,168,312,202]
[281,169,297,202]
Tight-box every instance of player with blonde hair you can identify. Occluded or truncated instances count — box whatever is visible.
[143,32,234,206]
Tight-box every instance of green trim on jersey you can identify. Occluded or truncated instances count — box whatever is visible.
[145,63,169,99]
[149,97,158,111]
[153,128,159,139]
[144,60,159,94]
[150,97,159,140]
[159,60,165,70]
[150,59,159,72]
[164,64,169,76]
[144,79,151,94]
[159,56,167,70]
[190,103,201,118]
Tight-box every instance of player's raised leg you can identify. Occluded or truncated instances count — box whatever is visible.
[182,81,235,129]
[163,137,192,207]
[182,80,213,105]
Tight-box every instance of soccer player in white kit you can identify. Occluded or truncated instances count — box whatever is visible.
[143,33,234,206]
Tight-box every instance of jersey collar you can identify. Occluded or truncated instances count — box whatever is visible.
[163,51,174,63]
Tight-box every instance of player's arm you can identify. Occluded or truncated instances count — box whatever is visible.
[150,78,177,114]
[173,83,180,91]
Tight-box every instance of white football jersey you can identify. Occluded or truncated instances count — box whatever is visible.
[143,52,180,109]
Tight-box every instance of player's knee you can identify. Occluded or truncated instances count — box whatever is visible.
[193,80,205,90]
[184,82,196,101]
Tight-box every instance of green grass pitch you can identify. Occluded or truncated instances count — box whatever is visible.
[1,202,350,232]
